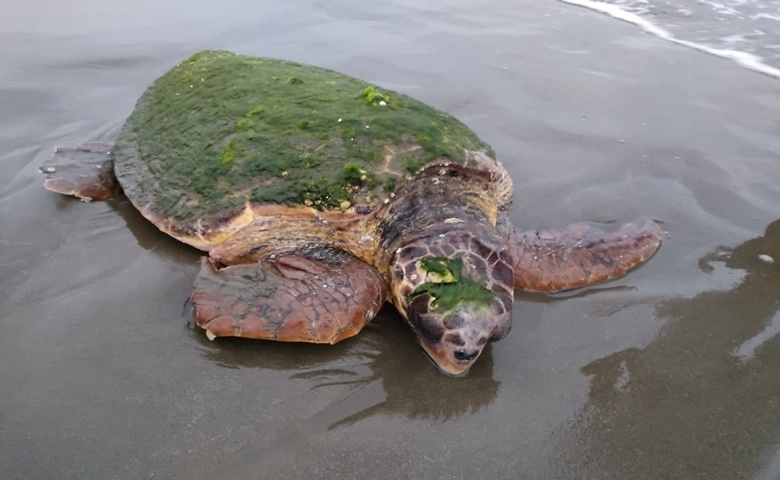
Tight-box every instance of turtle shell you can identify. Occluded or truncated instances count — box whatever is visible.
[113,50,494,249]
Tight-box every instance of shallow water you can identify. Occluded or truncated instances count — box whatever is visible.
[1,1,779,479]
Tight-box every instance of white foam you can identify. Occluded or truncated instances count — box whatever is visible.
[751,13,780,23]
[698,0,741,17]
[560,0,780,79]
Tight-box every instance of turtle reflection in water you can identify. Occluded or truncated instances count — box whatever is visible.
[40,50,662,376]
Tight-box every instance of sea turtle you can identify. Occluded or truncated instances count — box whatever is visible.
[39,50,662,376]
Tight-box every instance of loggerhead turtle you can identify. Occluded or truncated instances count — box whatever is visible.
[40,50,662,376]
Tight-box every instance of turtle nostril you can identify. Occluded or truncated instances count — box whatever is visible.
[454,348,479,362]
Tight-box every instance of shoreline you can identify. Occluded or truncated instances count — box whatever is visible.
[560,0,780,79]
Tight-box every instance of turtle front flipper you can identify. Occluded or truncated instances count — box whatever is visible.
[511,219,662,292]
[38,142,119,201]
[190,251,387,345]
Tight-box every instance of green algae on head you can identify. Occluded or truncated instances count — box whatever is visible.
[420,257,458,282]
[112,50,495,222]
[411,257,495,311]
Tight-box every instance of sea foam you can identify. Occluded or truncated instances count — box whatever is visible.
[560,0,780,79]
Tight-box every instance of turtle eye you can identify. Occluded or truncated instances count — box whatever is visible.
[409,295,444,343]
[418,316,444,343]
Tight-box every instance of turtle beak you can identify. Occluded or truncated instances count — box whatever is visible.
[417,340,482,377]
[406,295,490,376]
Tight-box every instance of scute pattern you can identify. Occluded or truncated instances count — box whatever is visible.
[112,50,494,241]
[191,254,387,344]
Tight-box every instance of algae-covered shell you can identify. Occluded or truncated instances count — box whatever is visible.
[113,50,494,248]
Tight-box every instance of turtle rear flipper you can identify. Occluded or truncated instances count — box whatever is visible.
[191,253,387,345]
[512,218,662,292]
[39,142,119,201]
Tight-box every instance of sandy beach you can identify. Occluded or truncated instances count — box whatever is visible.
[1,1,778,478]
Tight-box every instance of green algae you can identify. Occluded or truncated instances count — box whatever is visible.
[413,280,495,311]
[420,257,458,282]
[113,50,495,221]
[359,86,393,106]
[411,257,495,311]
[383,177,398,192]
[218,139,238,166]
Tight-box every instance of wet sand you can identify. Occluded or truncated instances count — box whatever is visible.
[1,1,779,479]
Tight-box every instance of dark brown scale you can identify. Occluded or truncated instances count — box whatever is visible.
[404,262,418,277]
[440,243,456,257]
[469,236,494,259]
[375,162,500,265]
[471,256,488,279]
[493,260,514,289]
[409,295,444,342]
[401,245,429,261]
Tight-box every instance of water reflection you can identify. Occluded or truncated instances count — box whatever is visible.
[555,220,780,480]
[105,173,499,425]
[111,194,203,265]
[195,306,499,425]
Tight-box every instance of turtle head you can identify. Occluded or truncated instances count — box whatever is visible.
[390,231,515,376]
